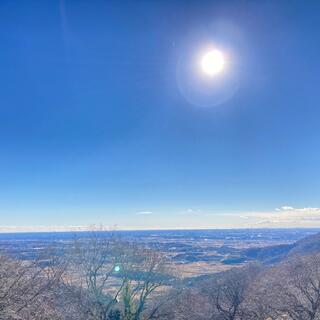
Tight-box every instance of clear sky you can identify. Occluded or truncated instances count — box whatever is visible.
[1,0,320,230]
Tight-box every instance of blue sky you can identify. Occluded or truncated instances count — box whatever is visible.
[1,0,320,230]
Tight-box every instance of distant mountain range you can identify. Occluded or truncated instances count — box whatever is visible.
[244,232,320,264]
[187,231,320,287]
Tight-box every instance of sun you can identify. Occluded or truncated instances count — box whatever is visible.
[201,49,225,76]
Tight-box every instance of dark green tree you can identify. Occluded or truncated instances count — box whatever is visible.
[108,310,121,320]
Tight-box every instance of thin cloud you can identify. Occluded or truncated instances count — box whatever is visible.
[241,205,320,226]
[275,205,294,211]
[136,211,153,215]
[0,225,90,233]
[181,208,202,215]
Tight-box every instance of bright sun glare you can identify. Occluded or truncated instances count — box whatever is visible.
[201,49,225,76]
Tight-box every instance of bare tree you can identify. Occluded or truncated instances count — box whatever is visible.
[63,231,124,320]
[0,254,64,320]
[172,288,210,320]
[118,242,171,320]
[63,231,172,320]
[267,254,320,320]
[241,267,279,320]
[203,264,261,320]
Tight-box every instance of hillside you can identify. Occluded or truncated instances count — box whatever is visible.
[243,231,320,264]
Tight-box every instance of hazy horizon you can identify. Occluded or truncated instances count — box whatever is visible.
[1,204,320,232]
